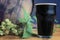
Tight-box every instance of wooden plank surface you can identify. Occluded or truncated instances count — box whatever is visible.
[0,25,60,40]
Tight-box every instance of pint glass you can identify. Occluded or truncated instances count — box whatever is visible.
[35,3,56,38]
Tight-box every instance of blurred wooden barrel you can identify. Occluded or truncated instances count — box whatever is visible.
[0,0,33,23]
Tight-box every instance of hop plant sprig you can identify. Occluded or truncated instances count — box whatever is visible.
[0,19,21,36]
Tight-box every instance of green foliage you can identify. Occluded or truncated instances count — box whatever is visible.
[0,30,4,36]
[0,19,21,36]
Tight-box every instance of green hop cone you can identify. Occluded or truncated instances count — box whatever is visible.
[10,24,17,28]
[6,26,11,30]
[5,19,10,22]
[12,29,17,33]
[11,28,17,34]
[1,25,6,30]
[17,29,21,34]
[15,32,18,35]
[1,22,5,26]
[5,19,12,25]
[6,21,12,25]
[11,28,18,35]
[5,30,9,35]
[0,30,4,36]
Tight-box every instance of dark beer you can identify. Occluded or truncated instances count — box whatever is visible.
[35,3,56,38]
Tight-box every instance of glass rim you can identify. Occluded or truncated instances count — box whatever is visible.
[35,3,57,6]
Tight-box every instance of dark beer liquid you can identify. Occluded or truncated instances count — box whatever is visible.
[36,5,56,37]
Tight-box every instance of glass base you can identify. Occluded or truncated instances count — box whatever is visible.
[38,35,52,38]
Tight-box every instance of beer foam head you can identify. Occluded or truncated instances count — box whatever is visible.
[35,3,57,6]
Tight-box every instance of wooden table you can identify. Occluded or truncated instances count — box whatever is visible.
[0,25,60,40]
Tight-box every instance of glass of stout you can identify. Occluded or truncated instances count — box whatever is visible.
[35,3,56,40]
